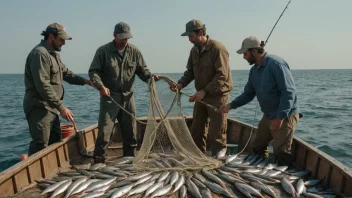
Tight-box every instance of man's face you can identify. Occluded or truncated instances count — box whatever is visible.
[51,35,65,51]
[188,32,202,46]
[114,34,129,50]
[243,49,256,65]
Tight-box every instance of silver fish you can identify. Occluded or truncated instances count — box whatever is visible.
[305,179,324,186]
[257,158,270,167]
[169,171,179,185]
[164,174,171,185]
[154,160,165,168]
[150,184,173,197]
[250,181,278,198]
[291,170,311,177]
[125,171,151,181]
[37,183,50,190]
[201,169,226,188]
[41,179,70,194]
[296,178,305,196]
[150,172,162,181]
[186,176,202,198]
[49,179,72,198]
[191,177,207,189]
[70,179,100,195]
[178,185,187,198]
[215,168,232,175]
[110,180,133,188]
[113,157,133,165]
[89,163,106,171]
[98,169,126,177]
[168,158,186,167]
[220,166,241,174]
[215,173,246,184]
[93,173,116,179]
[194,173,207,183]
[81,191,105,198]
[302,192,324,198]
[63,177,88,198]
[143,181,164,198]
[157,171,170,182]
[77,169,96,177]
[225,154,238,164]
[134,174,154,186]
[128,180,156,196]
[273,166,288,172]
[35,179,57,185]
[110,183,134,198]
[235,182,264,198]
[204,181,235,197]
[201,188,213,198]
[60,171,82,177]
[85,178,116,192]
[160,159,173,168]
[281,177,298,197]
[171,175,185,194]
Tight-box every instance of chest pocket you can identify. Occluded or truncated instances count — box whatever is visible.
[49,56,61,84]
[125,61,136,80]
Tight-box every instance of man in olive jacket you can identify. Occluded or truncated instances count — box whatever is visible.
[89,22,158,162]
[171,20,233,158]
[23,23,94,156]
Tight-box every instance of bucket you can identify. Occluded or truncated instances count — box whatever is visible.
[61,124,74,138]
[227,144,239,155]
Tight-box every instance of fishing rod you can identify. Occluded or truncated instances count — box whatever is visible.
[236,0,292,157]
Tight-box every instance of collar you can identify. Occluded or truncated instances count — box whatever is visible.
[40,40,56,55]
[255,53,268,68]
[203,35,212,51]
[110,40,130,53]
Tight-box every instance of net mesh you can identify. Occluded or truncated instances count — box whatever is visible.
[133,76,221,171]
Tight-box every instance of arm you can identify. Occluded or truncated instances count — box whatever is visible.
[230,70,256,109]
[30,52,65,111]
[88,48,105,89]
[135,51,152,82]
[203,48,230,95]
[273,63,296,119]
[61,60,87,85]
[177,51,194,88]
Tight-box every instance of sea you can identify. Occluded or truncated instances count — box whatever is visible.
[0,70,351,172]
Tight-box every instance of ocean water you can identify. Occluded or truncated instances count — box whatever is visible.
[0,70,351,171]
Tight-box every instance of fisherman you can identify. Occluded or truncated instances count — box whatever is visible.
[171,20,233,158]
[89,22,159,163]
[218,36,301,166]
[23,23,95,156]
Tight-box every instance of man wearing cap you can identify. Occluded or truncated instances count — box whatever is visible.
[171,20,233,158]
[89,22,158,162]
[23,23,95,156]
[218,36,301,166]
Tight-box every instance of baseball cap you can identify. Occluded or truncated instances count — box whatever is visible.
[45,23,72,40]
[114,22,133,39]
[181,19,205,36]
[236,36,264,54]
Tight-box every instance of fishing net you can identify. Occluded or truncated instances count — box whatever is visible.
[133,76,221,171]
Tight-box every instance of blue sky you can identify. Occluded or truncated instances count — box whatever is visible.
[0,0,351,74]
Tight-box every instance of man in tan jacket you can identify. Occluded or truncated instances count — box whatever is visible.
[171,20,233,158]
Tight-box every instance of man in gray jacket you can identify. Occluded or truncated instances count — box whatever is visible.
[24,23,94,156]
[89,22,158,163]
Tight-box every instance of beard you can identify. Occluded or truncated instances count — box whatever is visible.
[51,40,62,51]
[247,53,256,65]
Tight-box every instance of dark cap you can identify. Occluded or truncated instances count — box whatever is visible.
[181,19,205,36]
[114,22,133,39]
[44,23,72,40]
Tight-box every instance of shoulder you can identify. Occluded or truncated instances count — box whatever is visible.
[265,54,290,70]
[209,39,227,51]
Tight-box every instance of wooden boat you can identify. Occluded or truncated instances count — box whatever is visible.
[0,116,351,197]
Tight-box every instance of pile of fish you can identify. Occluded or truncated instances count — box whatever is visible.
[36,154,340,198]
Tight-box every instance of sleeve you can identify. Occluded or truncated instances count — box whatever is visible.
[135,50,152,82]
[88,48,105,89]
[230,69,256,109]
[177,50,195,87]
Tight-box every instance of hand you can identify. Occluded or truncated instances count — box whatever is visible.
[217,103,232,114]
[153,74,160,81]
[170,83,183,92]
[85,80,96,88]
[60,107,74,122]
[189,90,205,102]
[270,118,284,132]
[99,86,110,96]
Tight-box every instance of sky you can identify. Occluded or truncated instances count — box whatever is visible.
[0,0,351,74]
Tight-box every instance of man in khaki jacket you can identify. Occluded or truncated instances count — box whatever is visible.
[89,22,158,162]
[23,23,94,156]
[171,20,233,158]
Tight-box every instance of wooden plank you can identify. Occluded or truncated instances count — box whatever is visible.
[343,176,352,196]
[85,130,95,148]
[228,123,241,144]
[305,151,319,176]
[0,178,14,196]
[42,152,58,177]
[28,160,42,183]
[330,167,343,193]
[57,146,66,167]
[295,145,306,169]
[317,159,331,187]
[13,168,29,192]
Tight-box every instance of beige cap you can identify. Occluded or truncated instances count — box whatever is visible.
[236,36,263,54]
[45,23,72,40]
[114,22,133,39]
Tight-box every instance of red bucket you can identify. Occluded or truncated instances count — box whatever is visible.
[61,124,74,138]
